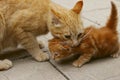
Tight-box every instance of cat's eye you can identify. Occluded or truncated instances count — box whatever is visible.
[78,33,83,37]
[65,35,71,39]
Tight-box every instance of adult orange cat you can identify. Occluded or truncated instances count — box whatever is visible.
[0,0,84,70]
[49,1,119,67]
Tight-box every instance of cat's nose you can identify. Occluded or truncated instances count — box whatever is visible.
[72,40,79,47]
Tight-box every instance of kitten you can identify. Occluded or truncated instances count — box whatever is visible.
[49,2,119,67]
[0,0,84,70]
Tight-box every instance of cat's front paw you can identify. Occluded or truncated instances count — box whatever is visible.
[34,52,49,62]
[72,60,83,68]
[0,59,13,70]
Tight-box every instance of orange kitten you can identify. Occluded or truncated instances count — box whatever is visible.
[0,0,84,70]
[49,2,119,67]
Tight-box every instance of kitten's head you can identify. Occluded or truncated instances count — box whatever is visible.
[48,38,72,61]
[48,0,84,47]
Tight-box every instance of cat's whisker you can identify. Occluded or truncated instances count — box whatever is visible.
[79,28,93,42]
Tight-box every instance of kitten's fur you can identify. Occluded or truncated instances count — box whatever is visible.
[49,2,119,67]
[0,0,84,70]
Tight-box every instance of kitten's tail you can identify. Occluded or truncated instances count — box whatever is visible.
[106,1,118,32]
[0,12,6,40]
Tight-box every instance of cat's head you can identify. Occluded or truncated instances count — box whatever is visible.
[48,0,84,47]
[48,38,72,61]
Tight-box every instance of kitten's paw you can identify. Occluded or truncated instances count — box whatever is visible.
[72,60,83,68]
[34,52,49,62]
[111,50,120,58]
[0,59,13,70]
[111,53,119,58]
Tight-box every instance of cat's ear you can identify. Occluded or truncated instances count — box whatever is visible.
[72,0,83,14]
[51,9,62,27]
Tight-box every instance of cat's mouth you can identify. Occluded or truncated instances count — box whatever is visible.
[71,33,86,47]
[77,28,93,46]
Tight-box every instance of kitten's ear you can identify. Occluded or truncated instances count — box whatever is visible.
[51,9,62,27]
[72,0,83,14]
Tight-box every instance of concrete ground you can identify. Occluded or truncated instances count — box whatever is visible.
[0,0,120,80]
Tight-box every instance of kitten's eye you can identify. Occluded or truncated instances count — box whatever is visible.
[54,52,59,56]
[65,35,71,39]
[66,48,71,52]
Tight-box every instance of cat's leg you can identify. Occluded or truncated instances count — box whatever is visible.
[38,40,45,49]
[14,28,49,61]
[73,53,93,67]
[0,59,13,70]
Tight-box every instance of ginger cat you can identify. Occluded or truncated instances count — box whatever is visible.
[49,2,119,67]
[0,0,84,70]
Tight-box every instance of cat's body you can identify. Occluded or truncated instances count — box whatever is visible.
[0,0,50,49]
[0,0,84,70]
[49,2,119,67]
[0,0,50,70]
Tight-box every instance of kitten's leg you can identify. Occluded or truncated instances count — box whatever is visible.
[111,45,120,58]
[0,59,13,70]
[111,53,119,58]
[111,50,120,58]
[73,53,93,67]
[14,28,49,61]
